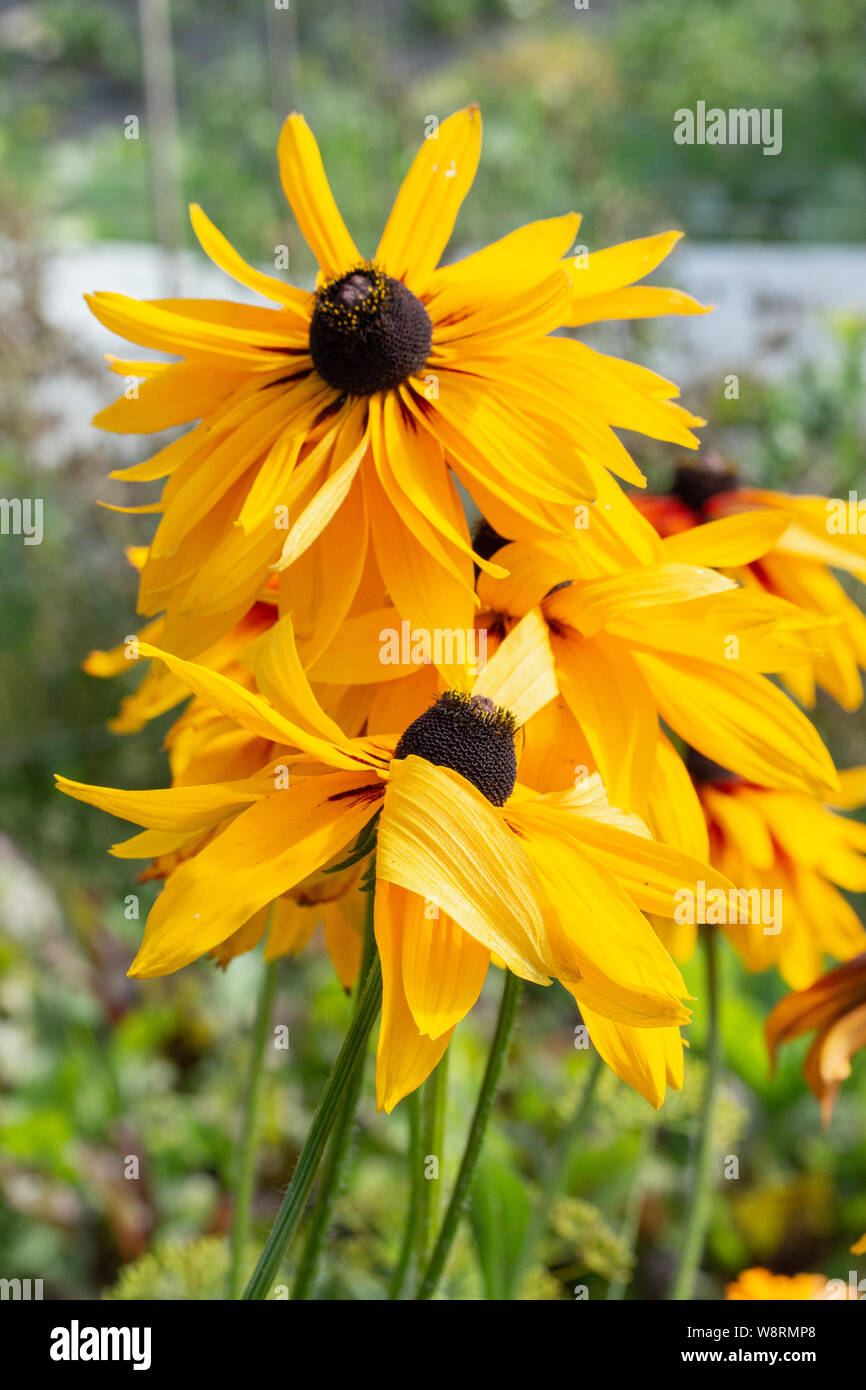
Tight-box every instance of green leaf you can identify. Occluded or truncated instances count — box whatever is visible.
[468,1153,531,1301]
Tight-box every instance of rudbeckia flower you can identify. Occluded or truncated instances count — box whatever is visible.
[56,612,728,1111]
[725,1268,831,1300]
[684,758,866,986]
[638,453,866,710]
[766,951,866,1124]
[458,539,836,816]
[87,106,705,663]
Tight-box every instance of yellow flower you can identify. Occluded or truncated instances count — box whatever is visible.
[725,1267,830,1300]
[56,611,729,1111]
[464,533,835,815]
[766,949,866,1123]
[688,763,866,986]
[638,455,866,710]
[87,106,705,667]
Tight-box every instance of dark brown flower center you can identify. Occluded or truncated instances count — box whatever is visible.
[672,451,740,514]
[394,691,518,806]
[309,264,432,396]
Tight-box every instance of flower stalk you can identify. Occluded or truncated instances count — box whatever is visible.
[388,1091,423,1300]
[416,970,522,1300]
[243,937,383,1300]
[416,1050,449,1288]
[671,926,722,1300]
[290,888,378,1300]
[227,957,279,1299]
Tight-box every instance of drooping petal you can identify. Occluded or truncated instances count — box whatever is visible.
[135,641,386,772]
[401,895,489,1039]
[374,881,454,1112]
[377,756,555,984]
[129,772,383,977]
[514,816,691,1027]
[581,1006,684,1108]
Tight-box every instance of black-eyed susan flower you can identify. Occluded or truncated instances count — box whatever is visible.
[639,454,866,711]
[767,950,866,1123]
[56,612,730,1111]
[725,1268,832,1300]
[683,759,866,987]
[344,536,837,820]
[87,107,706,666]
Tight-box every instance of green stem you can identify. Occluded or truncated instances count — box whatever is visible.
[416,970,522,1301]
[607,1121,656,1300]
[227,958,279,1299]
[290,892,377,1300]
[516,1048,603,1294]
[242,953,383,1300]
[416,1050,449,1285]
[671,926,722,1301]
[388,1090,422,1300]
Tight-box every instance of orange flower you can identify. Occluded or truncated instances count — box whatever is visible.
[766,952,866,1123]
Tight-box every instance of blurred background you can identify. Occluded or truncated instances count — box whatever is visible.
[1,0,865,1300]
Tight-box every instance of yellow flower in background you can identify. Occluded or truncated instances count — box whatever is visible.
[725,1268,830,1300]
[767,950,866,1124]
[56,611,734,1111]
[459,532,834,814]
[86,106,706,667]
[638,453,866,711]
[685,760,866,986]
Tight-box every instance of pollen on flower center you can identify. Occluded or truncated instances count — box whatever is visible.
[309,263,433,396]
[394,691,518,806]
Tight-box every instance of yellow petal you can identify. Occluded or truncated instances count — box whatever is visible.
[544,563,735,636]
[566,230,684,304]
[277,114,360,278]
[401,896,489,1039]
[254,614,347,742]
[189,203,311,318]
[472,607,558,726]
[376,105,482,291]
[377,756,555,984]
[515,816,690,1027]
[552,630,658,815]
[569,285,709,327]
[374,882,454,1112]
[635,651,838,797]
[264,896,319,961]
[54,769,269,832]
[130,772,382,977]
[580,1006,684,1108]
[660,511,790,567]
[508,798,731,920]
[135,641,380,773]
[647,732,710,861]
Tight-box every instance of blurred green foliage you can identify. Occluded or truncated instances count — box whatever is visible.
[1,0,865,264]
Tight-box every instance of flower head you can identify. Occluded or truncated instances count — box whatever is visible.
[57,610,731,1110]
[87,107,706,667]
